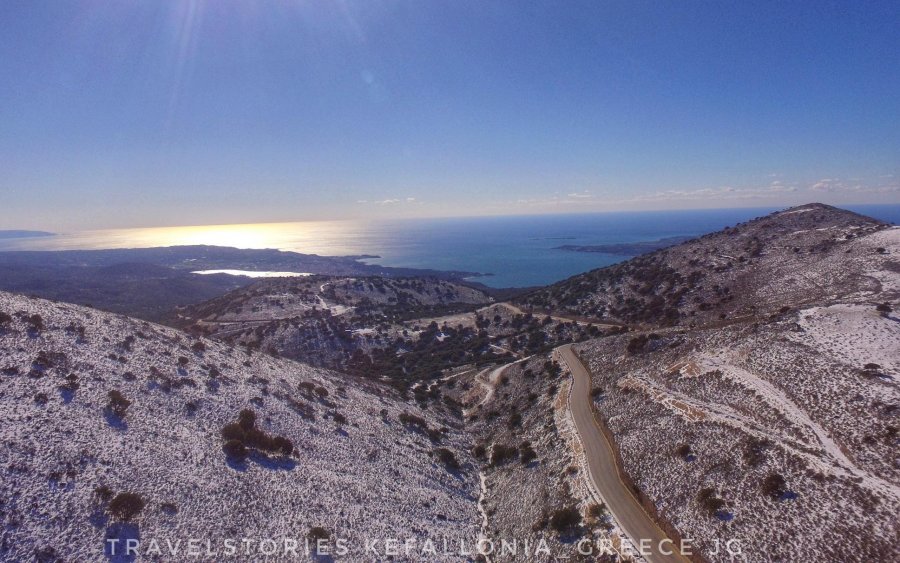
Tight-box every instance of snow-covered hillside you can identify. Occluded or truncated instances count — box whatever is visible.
[0,292,479,561]
[567,206,900,561]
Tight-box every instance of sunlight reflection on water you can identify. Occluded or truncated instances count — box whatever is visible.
[0,221,376,256]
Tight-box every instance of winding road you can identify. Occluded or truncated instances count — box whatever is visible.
[557,344,690,563]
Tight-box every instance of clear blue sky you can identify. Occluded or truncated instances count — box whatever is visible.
[1,1,898,230]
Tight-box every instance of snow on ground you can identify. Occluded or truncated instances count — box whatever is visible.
[192,270,314,278]
[574,319,900,562]
[792,303,900,378]
[0,292,479,561]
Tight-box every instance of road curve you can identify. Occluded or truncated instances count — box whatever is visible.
[557,344,690,563]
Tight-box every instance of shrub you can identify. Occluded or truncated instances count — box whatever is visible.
[549,507,581,534]
[94,485,114,502]
[508,411,522,429]
[108,492,145,521]
[586,503,607,519]
[26,314,44,332]
[0,311,11,326]
[191,341,206,354]
[742,437,770,467]
[107,390,131,418]
[271,436,294,456]
[520,441,537,465]
[762,473,787,500]
[626,335,648,354]
[332,412,347,426]
[221,409,292,459]
[238,409,257,430]
[434,448,460,471]
[308,527,330,542]
[490,443,518,466]
[223,439,248,462]
[675,443,692,459]
[876,303,893,313]
[697,487,726,516]
[472,444,486,460]
[398,412,428,428]
[221,422,245,442]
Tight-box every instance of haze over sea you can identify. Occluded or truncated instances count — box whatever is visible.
[3,205,898,288]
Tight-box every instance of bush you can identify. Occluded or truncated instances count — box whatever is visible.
[490,443,518,466]
[472,444,487,460]
[434,447,460,471]
[742,437,770,467]
[697,487,726,516]
[520,441,537,465]
[398,412,428,428]
[223,439,248,461]
[94,485,114,502]
[675,443,692,459]
[238,409,256,430]
[0,311,11,326]
[626,335,648,355]
[762,473,787,500]
[26,314,44,332]
[107,390,131,418]
[108,492,145,521]
[308,527,330,542]
[549,507,581,534]
[191,341,206,354]
[332,412,347,426]
[586,503,607,519]
[271,436,294,456]
[876,303,893,313]
[221,409,292,460]
[221,422,245,442]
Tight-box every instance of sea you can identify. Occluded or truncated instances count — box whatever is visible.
[2,204,898,288]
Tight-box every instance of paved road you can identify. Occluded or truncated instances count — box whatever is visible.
[557,344,690,563]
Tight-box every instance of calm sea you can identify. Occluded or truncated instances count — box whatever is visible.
[2,205,898,288]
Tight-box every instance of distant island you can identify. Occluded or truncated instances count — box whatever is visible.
[555,235,694,256]
[0,230,55,239]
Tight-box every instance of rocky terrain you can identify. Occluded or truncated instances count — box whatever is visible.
[0,291,480,561]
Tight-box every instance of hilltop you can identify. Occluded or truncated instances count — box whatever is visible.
[519,203,893,326]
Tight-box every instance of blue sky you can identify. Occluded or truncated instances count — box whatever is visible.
[1,1,898,230]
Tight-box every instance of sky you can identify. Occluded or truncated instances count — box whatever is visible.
[1,0,898,230]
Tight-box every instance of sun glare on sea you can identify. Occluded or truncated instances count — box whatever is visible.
[134,223,295,249]
[111,221,357,252]
[2,219,372,256]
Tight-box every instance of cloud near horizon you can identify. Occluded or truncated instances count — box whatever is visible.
[497,176,899,214]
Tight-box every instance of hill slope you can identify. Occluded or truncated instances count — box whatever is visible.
[519,203,893,326]
[174,276,496,380]
[0,292,478,561]
[549,205,900,561]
